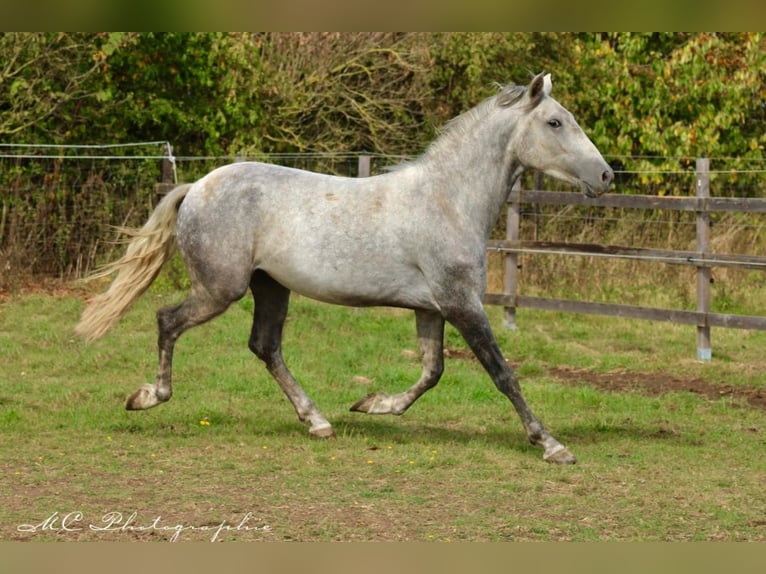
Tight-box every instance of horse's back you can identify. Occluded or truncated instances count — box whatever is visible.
[175,161,440,310]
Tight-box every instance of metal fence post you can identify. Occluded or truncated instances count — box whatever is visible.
[696,157,712,361]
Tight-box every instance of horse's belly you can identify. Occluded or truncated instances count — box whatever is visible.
[260,260,439,310]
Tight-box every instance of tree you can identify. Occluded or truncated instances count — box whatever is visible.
[0,32,123,141]
[427,32,572,123]
[561,32,766,194]
[98,32,265,156]
[253,32,434,155]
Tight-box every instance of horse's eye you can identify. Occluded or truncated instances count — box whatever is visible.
[548,119,562,128]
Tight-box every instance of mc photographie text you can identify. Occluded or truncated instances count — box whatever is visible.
[17,510,271,542]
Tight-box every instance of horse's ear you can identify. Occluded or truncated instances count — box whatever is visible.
[543,73,552,95]
[527,72,551,107]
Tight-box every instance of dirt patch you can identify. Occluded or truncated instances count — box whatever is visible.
[0,276,95,302]
[444,346,766,413]
[548,365,766,413]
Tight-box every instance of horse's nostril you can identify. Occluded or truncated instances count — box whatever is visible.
[602,168,614,185]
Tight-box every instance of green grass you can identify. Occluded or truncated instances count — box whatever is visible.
[1,285,766,541]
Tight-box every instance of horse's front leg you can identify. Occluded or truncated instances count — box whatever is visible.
[249,271,334,438]
[350,309,444,415]
[446,302,576,464]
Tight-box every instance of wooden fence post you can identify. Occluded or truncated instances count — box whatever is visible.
[358,155,371,178]
[696,157,712,361]
[503,178,522,330]
[156,142,177,198]
[162,142,175,184]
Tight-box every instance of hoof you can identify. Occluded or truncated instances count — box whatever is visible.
[543,444,577,465]
[349,392,401,415]
[310,425,336,440]
[125,384,167,411]
[125,388,148,410]
[349,393,378,413]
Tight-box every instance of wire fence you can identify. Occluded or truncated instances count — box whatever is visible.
[0,144,411,285]
[1,143,765,292]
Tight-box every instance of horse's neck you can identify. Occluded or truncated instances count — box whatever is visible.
[426,134,519,240]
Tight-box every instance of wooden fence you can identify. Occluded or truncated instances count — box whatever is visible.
[482,158,766,361]
[157,149,766,361]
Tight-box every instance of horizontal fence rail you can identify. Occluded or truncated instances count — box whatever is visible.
[501,188,766,213]
[483,293,766,331]
[483,157,766,361]
[485,240,766,271]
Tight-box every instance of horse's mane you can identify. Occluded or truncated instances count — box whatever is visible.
[385,82,528,172]
[437,83,526,141]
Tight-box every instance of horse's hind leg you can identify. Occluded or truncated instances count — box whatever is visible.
[126,288,231,410]
[350,309,445,415]
[248,270,334,439]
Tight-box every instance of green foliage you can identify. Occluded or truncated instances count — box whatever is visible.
[99,33,265,155]
[1,32,763,168]
[561,33,766,194]
[428,32,571,121]
[0,33,115,141]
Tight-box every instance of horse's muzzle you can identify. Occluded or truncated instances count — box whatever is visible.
[583,165,614,197]
[601,166,614,189]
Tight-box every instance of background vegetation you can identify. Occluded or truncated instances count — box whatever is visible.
[1,33,765,303]
[1,32,763,170]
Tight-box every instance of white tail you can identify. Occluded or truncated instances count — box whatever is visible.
[75,184,192,342]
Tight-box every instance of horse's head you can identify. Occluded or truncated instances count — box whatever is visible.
[507,72,613,197]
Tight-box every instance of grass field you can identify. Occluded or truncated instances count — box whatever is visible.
[1,281,766,541]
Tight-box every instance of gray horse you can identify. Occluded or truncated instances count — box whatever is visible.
[77,73,613,464]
